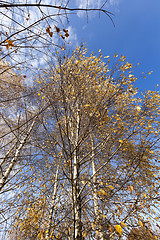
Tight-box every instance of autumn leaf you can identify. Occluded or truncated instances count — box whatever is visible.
[121,222,127,228]
[65,32,69,37]
[138,220,143,227]
[6,39,14,49]
[63,28,68,33]
[143,193,147,198]
[35,215,38,223]
[49,31,53,37]
[96,230,99,236]
[46,27,53,37]
[98,189,107,196]
[128,186,134,193]
[37,231,43,239]
[136,106,141,111]
[46,27,50,33]
[115,225,122,235]
[55,26,60,33]
[129,74,134,78]
[60,34,65,39]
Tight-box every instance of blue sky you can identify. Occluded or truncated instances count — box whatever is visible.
[69,0,160,92]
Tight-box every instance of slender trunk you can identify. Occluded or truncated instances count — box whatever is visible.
[91,135,104,240]
[46,164,59,240]
[71,103,82,240]
[0,119,36,191]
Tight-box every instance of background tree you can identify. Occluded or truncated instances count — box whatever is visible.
[0,60,52,239]
[8,47,160,240]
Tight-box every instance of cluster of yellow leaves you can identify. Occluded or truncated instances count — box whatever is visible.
[10,196,48,239]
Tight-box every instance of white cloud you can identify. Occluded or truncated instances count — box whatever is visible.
[76,0,119,17]
[109,0,119,6]
[66,26,78,46]
[76,0,103,9]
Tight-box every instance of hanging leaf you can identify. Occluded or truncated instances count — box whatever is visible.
[46,27,50,33]
[115,225,122,235]
[6,39,14,49]
[121,222,127,228]
[143,193,147,198]
[128,186,134,193]
[55,26,60,33]
[138,220,143,227]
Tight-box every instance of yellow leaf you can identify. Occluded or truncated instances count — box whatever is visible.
[96,230,99,236]
[119,140,123,143]
[84,104,90,107]
[6,39,14,49]
[115,225,122,235]
[136,106,141,111]
[37,231,43,239]
[149,150,154,154]
[109,185,114,190]
[98,189,107,196]
[138,220,143,227]
[129,74,134,78]
[128,186,134,193]
[143,193,147,198]
[121,222,127,228]
[35,215,38,223]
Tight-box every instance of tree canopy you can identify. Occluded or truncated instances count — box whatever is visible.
[0,47,159,239]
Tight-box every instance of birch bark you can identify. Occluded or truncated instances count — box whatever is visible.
[46,164,59,240]
[71,103,82,240]
[0,119,36,191]
[91,135,104,240]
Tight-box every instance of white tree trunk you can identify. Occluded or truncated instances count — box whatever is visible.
[71,103,82,240]
[91,135,104,240]
[46,164,59,240]
[0,119,36,191]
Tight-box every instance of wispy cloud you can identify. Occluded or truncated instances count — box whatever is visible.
[76,0,119,9]
[75,0,119,18]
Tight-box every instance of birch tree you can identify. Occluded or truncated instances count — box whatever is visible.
[8,47,160,240]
